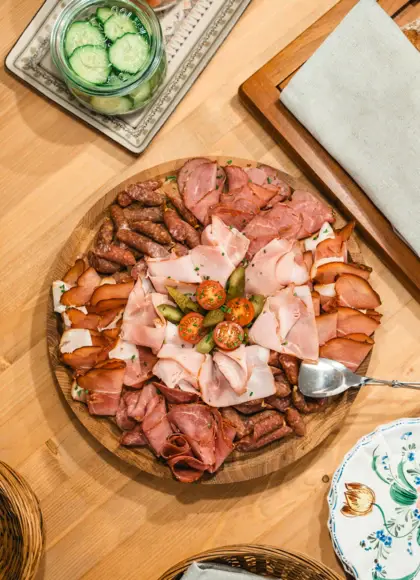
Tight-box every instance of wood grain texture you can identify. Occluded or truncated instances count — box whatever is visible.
[2,0,420,578]
[47,156,368,484]
[239,0,420,303]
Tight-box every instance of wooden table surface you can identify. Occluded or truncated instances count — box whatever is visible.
[1,0,420,578]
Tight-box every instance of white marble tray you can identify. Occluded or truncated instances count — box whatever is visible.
[6,0,251,153]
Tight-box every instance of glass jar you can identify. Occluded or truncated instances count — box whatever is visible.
[51,0,167,115]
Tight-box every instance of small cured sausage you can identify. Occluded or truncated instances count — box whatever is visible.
[63,259,85,285]
[130,260,147,280]
[236,424,293,451]
[292,386,327,414]
[285,407,306,437]
[124,205,164,223]
[88,252,120,274]
[117,229,170,258]
[96,217,114,246]
[274,376,292,398]
[234,400,268,415]
[117,192,133,207]
[163,208,201,248]
[253,412,285,441]
[162,180,199,227]
[220,408,248,439]
[279,354,299,386]
[266,395,291,412]
[110,205,129,230]
[171,243,189,257]
[125,181,164,206]
[268,351,280,367]
[93,244,136,267]
[131,220,172,245]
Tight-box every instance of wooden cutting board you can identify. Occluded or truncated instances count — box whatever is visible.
[46,156,371,485]
[239,0,420,303]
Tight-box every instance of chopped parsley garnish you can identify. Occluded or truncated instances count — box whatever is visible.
[282,341,288,346]
[293,292,297,297]
[228,225,233,230]
[207,423,212,428]
[167,276,172,279]
[166,175,177,181]
[85,389,89,394]
[221,252,225,256]
[131,355,136,361]
[60,284,66,293]
[226,159,233,165]
[248,179,252,183]
[323,229,329,234]
[220,305,231,313]
[216,185,219,190]
[263,249,267,254]
[143,362,148,367]
[313,234,319,241]
[249,391,254,396]
[267,177,272,184]
[194,266,200,271]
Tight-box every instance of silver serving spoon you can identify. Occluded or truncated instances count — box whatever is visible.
[299,358,420,398]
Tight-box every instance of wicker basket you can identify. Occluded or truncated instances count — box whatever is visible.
[0,461,44,580]
[158,545,344,580]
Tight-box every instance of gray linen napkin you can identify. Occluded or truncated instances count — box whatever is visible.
[280,0,420,256]
[182,562,269,579]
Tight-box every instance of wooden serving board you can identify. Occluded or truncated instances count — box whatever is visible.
[239,0,420,304]
[47,157,369,485]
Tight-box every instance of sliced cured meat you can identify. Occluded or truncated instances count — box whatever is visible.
[171,243,189,257]
[59,328,94,354]
[243,203,302,258]
[366,309,383,323]
[287,190,334,239]
[61,346,107,370]
[184,162,217,210]
[312,237,347,278]
[167,455,208,483]
[249,183,277,205]
[190,245,235,287]
[266,395,291,412]
[154,345,204,392]
[177,157,210,194]
[65,309,100,330]
[162,180,199,228]
[154,382,199,404]
[303,250,313,274]
[108,339,156,387]
[279,354,299,386]
[208,203,257,232]
[167,404,216,466]
[314,283,336,307]
[225,165,248,190]
[92,298,128,313]
[149,276,198,296]
[252,412,285,441]
[316,312,338,346]
[161,434,192,460]
[146,254,202,284]
[248,164,292,200]
[273,374,292,397]
[127,383,157,421]
[234,400,268,414]
[213,345,248,395]
[345,333,374,344]
[191,189,220,225]
[63,259,85,285]
[336,221,355,242]
[61,267,101,307]
[142,395,172,456]
[210,409,236,472]
[304,222,335,252]
[157,344,205,376]
[292,386,326,414]
[311,291,321,316]
[79,359,126,416]
[320,337,373,372]
[276,243,310,287]
[216,166,226,192]
[313,261,372,284]
[335,274,381,310]
[336,307,380,337]
[90,281,134,306]
[245,238,294,296]
[201,216,249,266]
[120,425,148,447]
[116,392,137,431]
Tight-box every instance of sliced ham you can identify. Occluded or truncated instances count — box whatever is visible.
[142,395,172,456]
[78,359,126,416]
[208,202,257,232]
[225,165,248,190]
[320,337,373,372]
[190,245,235,287]
[116,393,137,431]
[311,237,347,278]
[183,162,217,211]
[313,261,372,284]
[213,345,248,395]
[64,308,99,330]
[191,189,220,225]
[316,312,338,346]
[61,346,107,370]
[245,238,294,296]
[149,277,198,297]
[59,328,93,354]
[127,383,157,421]
[336,307,380,337]
[177,157,210,193]
[276,243,310,287]
[120,425,148,447]
[109,339,157,387]
[311,291,321,316]
[335,274,381,310]
[167,404,216,466]
[248,164,292,200]
[146,254,202,284]
[201,216,249,266]
[243,203,302,258]
[154,344,205,392]
[287,190,334,239]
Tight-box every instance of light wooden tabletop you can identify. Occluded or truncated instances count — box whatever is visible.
[1,0,420,578]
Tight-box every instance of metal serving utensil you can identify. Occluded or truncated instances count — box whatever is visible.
[298,358,420,398]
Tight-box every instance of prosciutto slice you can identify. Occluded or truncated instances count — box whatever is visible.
[336,307,380,336]
[201,216,249,266]
[249,285,318,361]
[167,456,208,483]
[320,337,373,372]
[120,425,148,447]
[287,190,334,239]
[78,359,126,416]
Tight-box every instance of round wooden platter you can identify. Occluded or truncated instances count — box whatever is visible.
[47,156,370,485]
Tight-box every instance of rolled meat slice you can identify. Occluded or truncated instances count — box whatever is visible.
[167,455,208,483]
[161,434,192,460]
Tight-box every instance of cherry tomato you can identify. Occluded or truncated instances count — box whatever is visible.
[196,280,226,311]
[178,312,205,344]
[225,297,255,326]
[213,321,244,351]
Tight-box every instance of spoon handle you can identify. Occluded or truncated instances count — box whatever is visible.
[362,377,420,389]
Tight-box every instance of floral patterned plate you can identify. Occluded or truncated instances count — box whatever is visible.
[328,419,420,580]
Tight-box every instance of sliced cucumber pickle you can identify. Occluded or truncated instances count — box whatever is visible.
[129,80,151,105]
[68,45,110,84]
[109,33,149,74]
[65,21,105,56]
[104,14,138,41]
[90,95,133,114]
[96,7,113,23]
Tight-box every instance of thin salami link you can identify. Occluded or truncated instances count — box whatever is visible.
[285,407,306,437]
[117,229,170,258]
[110,205,129,230]
[163,208,200,248]
[236,424,293,451]
[117,192,133,207]
[96,217,114,246]
[125,181,164,206]
[131,220,172,245]
[124,205,163,223]
[183,222,201,248]
[93,244,136,266]
[163,182,199,227]
[171,243,189,257]
[88,251,120,274]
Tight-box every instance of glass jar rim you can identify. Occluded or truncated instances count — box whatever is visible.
[50,0,164,96]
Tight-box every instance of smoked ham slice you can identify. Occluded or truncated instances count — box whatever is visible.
[225,165,248,190]
[79,359,126,416]
[62,345,107,370]
[183,162,217,210]
[65,309,100,330]
[320,337,373,372]
[316,312,338,346]
[287,190,334,239]
[336,274,381,310]
[63,259,85,285]
[336,307,380,337]
[61,267,101,307]
[313,262,372,284]
[90,281,134,306]
[177,158,210,194]
[191,189,220,225]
